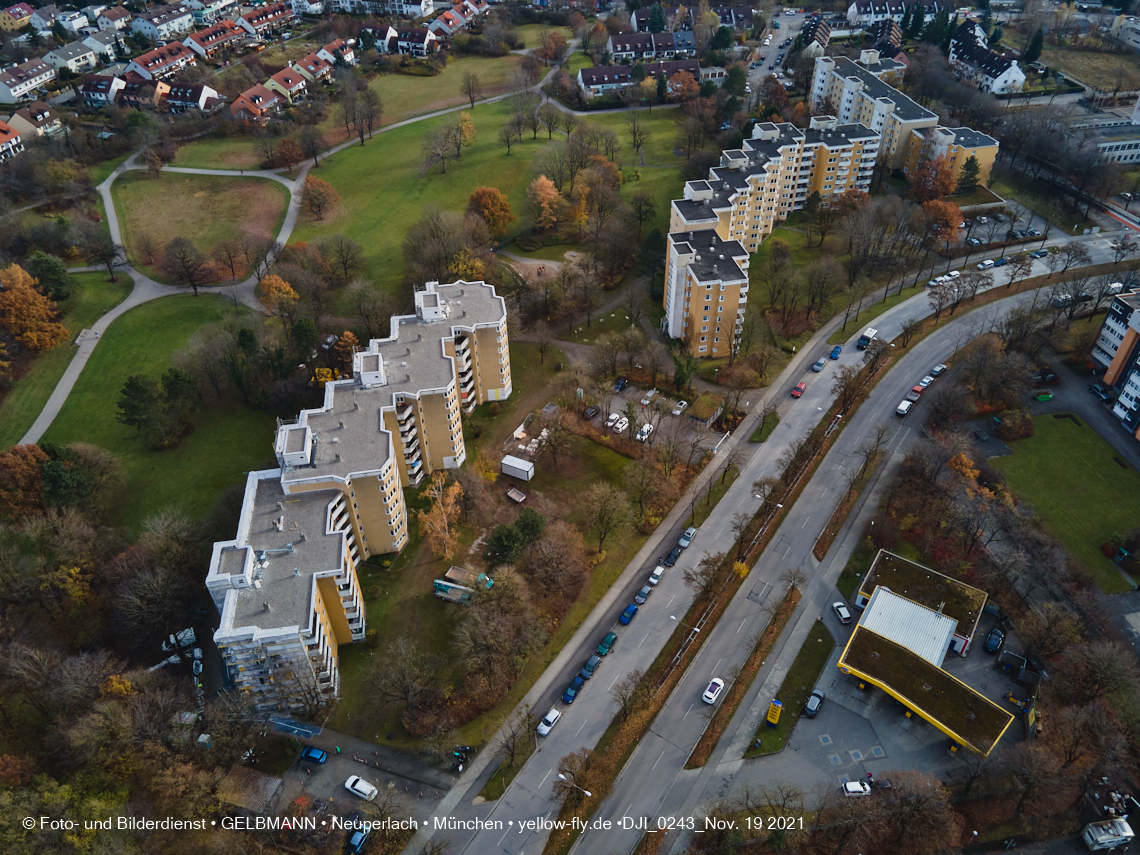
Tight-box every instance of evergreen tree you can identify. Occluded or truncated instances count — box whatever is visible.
[901,3,912,33]
[991,26,1003,47]
[1024,28,1044,64]
[648,2,667,33]
[657,72,667,101]
[955,155,982,195]
[908,5,924,38]
[981,7,993,34]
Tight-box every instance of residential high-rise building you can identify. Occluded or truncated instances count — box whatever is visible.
[207,279,511,712]
[902,125,999,187]
[1093,289,1140,439]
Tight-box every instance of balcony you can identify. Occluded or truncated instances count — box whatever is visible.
[396,403,414,424]
[402,433,420,454]
[454,337,470,354]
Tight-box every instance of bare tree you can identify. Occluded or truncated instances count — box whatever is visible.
[626,112,649,161]
[581,483,631,550]
[610,669,647,721]
[320,234,364,284]
[135,231,158,265]
[370,635,441,715]
[163,237,211,296]
[494,708,534,769]
[461,70,482,108]
[684,551,724,600]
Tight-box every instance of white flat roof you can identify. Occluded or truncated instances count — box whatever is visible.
[859,587,957,667]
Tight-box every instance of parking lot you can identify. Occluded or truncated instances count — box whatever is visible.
[593,378,721,442]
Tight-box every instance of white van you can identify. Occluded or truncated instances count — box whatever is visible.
[1083,819,1134,851]
[1108,282,1126,295]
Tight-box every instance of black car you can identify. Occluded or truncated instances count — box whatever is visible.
[664,546,682,567]
[614,377,628,392]
[583,406,600,420]
[804,690,825,717]
[984,627,1005,653]
[993,256,1011,267]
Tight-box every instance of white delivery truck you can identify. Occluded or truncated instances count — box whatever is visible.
[501,454,534,481]
[857,327,877,350]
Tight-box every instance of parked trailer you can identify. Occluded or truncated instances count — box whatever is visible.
[1083,819,1134,851]
[501,454,534,482]
[445,566,493,591]
[506,487,526,503]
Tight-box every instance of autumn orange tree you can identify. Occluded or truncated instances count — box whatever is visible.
[276,137,304,172]
[909,153,956,202]
[668,70,699,102]
[449,247,485,281]
[257,274,300,326]
[922,199,962,247]
[333,330,359,371]
[468,186,516,237]
[0,443,48,517]
[527,175,561,231]
[416,471,465,559]
[304,175,340,220]
[0,264,69,351]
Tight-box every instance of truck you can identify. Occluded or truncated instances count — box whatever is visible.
[501,454,534,482]
[857,328,877,350]
[445,566,493,591]
[1083,819,1134,851]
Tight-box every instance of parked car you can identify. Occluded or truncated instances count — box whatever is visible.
[605,412,620,428]
[614,416,630,433]
[583,406,600,420]
[580,654,601,680]
[1008,229,1027,240]
[635,423,654,442]
[791,381,806,398]
[919,375,935,388]
[702,678,725,704]
[679,526,698,548]
[812,358,827,372]
[345,776,379,801]
[1027,228,1042,237]
[648,565,664,587]
[832,602,852,624]
[905,384,924,402]
[945,270,961,280]
[634,584,652,605]
[931,363,947,376]
[597,631,618,656]
[993,256,1011,267]
[977,259,995,270]
[619,603,639,625]
[299,747,328,764]
[1089,382,1111,401]
[975,216,988,224]
[1029,249,1049,259]
[346,826,371,855]
[896,400,914,417]
[993,213,1008,222]
[664,546,682,567]
[843,780,871,797]
[536,708,561,736]
[830,345,843,359]
[984,627,1005,653]
[966,237,982,246]
[673,400,689,415]
[804,690,825,717]
[563,676,584,704]
[640,388,658,406]
[614,377,628,392]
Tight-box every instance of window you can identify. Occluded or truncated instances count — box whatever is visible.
[700,335,707,342]
[702,325,709,332]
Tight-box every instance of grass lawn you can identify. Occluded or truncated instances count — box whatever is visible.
[111,172,289,281]
[745,620,835,757]
[174,137,266,171]
[504,241,585,263]
[88,152,131,186]
[1039,47,1140,91]
[39,295,276,536]
[557,306,643,343]
[293,100,686,293]
[0,272,132,449]
[690,465,739,526]
[749,410,779,442]
[371,54,526,125]
[992,415,1139,594]
[566,52,593,76]
[989,169,1092,236]
[826,282,925,345]
[513,23,572,48]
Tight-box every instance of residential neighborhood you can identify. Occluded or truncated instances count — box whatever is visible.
[4,0,1140,854]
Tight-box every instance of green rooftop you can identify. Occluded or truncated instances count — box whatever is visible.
[858,550,987,639]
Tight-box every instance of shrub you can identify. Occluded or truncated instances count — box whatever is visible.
[994,409,1034,441]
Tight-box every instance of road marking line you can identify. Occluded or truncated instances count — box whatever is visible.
[712,657,722,673]
[737,618,747,634]
[684,703,694,720]
[608,673,620,690]
[639,632,650,648]
[652,749,666,770]
[498,827,511,846]
[575,718,589,737]
[538,768,552,788]
[801,517,810,528]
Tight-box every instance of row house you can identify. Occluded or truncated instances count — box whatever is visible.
[206,280,510,712]
[98,5,131,29]
[43,41,98,73]
[81,4,106,25]
[607,31,696,62]
[188,0,240,25]
[167,81,221,112]
[948,22,1025,95]
[0,120,23,162]
[238,1,293,38]
[292,0,325,13]
[118,71,170,108]
[710,5,754,30]
[266,67,306,103]
[318,37,355,65]
[846,0,948,28]
[125,41,196,79]
[0,58,56,102]
[131,3,194,40]
[392,27,438,56]
[0,2,33,32]
[85,30,127,62]
[185,18,245,57]
[577,58,700,99]
[330,0,434,17]
[629,3,751,31]
[231,83,283,120]
[427,0,487,36]
[868,18,905,60]
[80,72,126,105]
[293,52,333,83]
[800,15,831,58]
[4,100,62,137]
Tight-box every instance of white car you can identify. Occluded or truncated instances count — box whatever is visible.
[672,400,688,416]
[919,375,935,388]
[702,678,725,704]
[635,423,654,442]
[614,416,630,433]
[843,780,872,797]
[931,363,947,376]
[345,776,378,801]
[896,400,913,417]
[640,389,658,406]
[832,602,852,623]
[976,259,994,270]
[679,526,697,548]
[605,412,620,428]
[944,269,961,280]
[536,707,561,736]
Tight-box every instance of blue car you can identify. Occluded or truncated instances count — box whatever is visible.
[563,676,585,704]
[619,603,639,625]
[299,746,328,764]
[830,345,842,359]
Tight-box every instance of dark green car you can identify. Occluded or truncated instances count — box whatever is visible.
[596,631,618,657]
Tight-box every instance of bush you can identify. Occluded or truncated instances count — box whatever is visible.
[993,409,1034,441]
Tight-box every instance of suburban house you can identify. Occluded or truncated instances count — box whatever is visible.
[0,2,33,31]
[166,81,221,112]
[84,29,127,62]
[293,53,333,83]
[800,15,831,57]
[231,83,283,120]
[80,73,126,105]
[0,58,56,102]
[237,1,293,38]
[607,31,697,62]
[292,0,325,14]
[205,279,510,713]
[318,37,355,65]
[846,0,946,28]
[43,42,99,74]
[710,5,755,30]
[1093,289,1140,439]
[117,71,170,108]
[188,0,240,24]
[949,22,1025,94]
[902,125,999,186]
[125,41,196,79]
[265,67,306,103]
[82,4,108,25]
[0,120,23,162]
[56,8,88,34]
[330,0,434,17]
[631,5,686,30]
[577,59,701,98]
[4,100,63,137]
[97,5,131,29]
[428,9,466,36]
[395,27,438,56]
[184,18,245,57]
[30,4,60,32]
[131,3,194,40]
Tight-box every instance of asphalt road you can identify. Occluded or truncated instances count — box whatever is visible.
[412,227,1131,855]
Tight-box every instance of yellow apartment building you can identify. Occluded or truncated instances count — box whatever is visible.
[902,125,999,188]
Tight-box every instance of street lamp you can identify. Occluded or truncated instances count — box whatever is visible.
[670,615,701,633]
[557,774,592,798]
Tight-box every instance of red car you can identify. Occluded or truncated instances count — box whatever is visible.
[791,382,806,398]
